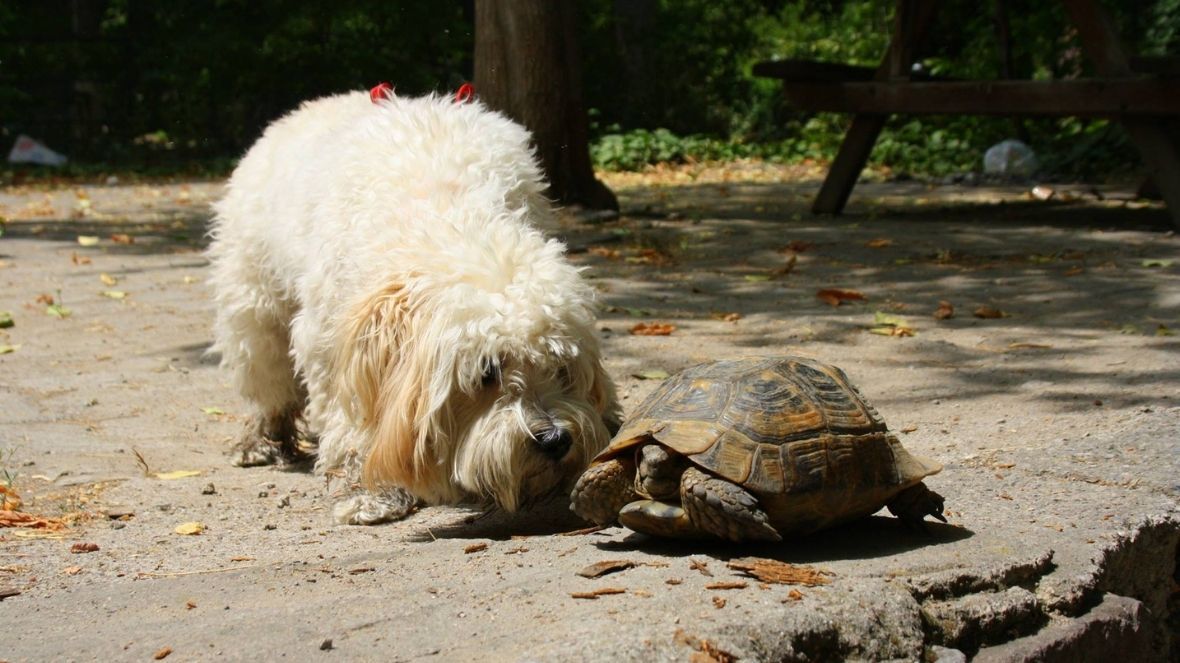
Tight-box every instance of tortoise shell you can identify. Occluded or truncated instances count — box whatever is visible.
[593,356,942,533]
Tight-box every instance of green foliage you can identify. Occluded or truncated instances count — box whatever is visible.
[0,1,1175,177]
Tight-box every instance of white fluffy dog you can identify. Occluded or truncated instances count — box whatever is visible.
[207,89,620,525]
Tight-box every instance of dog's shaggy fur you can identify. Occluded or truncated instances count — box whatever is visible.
[207,90,621,524]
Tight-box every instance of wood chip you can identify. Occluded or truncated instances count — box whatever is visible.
[933,300,954,320]
[559,525,606,536]
[463,542,488,554]
[784,589,805,601]
[705,581,748,590]
[0,586,21,600]
[570,587,626,599]
[674,629,737,663]
[0,510,68,530]
[712,596,727,608]
[70,542,99,554]
[63,566,83,575]
[348,567,375,575]
[576,559,636,578]
[153,646,172,660]
[229,556,255,562]
[688,559,713,577]
[727,558,833,586]
[665,578,683,585]
[865,238,894,248]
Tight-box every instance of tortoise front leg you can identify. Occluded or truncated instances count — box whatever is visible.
[570,458,638,526]
[680,467,782,543]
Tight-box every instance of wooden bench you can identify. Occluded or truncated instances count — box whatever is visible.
[756,0,1180,228]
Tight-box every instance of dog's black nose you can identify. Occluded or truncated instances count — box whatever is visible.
[535,427,573,459]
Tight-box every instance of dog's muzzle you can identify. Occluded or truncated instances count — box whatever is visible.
[534,427,573,460]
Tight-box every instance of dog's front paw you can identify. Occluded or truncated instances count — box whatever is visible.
[333,489,418,525]
[229,436,280,467]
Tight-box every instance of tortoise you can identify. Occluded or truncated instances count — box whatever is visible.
[570,356,946,542]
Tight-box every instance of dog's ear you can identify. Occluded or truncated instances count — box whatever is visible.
[334,283,438,491]
[588,354,623,437]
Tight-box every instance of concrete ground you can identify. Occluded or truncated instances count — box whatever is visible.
[0,172,1177,661]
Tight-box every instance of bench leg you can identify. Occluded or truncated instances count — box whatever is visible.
[812,114,887,215]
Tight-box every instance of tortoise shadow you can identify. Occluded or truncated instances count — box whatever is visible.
[590,514,974,563]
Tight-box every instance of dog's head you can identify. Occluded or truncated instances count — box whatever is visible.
[333,226,620,511]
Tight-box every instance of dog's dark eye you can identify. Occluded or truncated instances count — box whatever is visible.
[481,362,500,388]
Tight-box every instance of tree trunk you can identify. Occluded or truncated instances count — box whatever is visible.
[474,0,618,211]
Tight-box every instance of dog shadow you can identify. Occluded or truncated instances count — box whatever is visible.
[588,515,974,563]
[404,500,597,542]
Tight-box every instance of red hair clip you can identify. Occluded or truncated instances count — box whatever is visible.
[370,82,394,104]
[454,83,475,104]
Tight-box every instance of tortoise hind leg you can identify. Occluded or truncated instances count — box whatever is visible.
[886,483,947,528]
[680,467,782,543]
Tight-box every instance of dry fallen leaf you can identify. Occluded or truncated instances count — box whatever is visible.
[64,566,83,576]
[70,542,100,554]
[816,288,867,307]
[712,596,727,609]
[576,560,636,579]
[630,322,676,336]
[933,300,954,320]
[689,559,713,577]
[71,252,92,265]
[865,238,894,248]
[973,306,1007,319]
[110,233,135,245]
[0,485,21,511]
[587,246,621,259]
[99,273,118,286]
[633,368,670,380]
[770,253,798,278]
[710,311,742,322]
[0,510,67,530]
[154,646,172,660]
[727,558,834,586]
[174,521,205,535]
[155,470,202,481]
[785,589,805,601]
[781,240,814,253]
[464,542,488,554]
[869,311,916,337]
